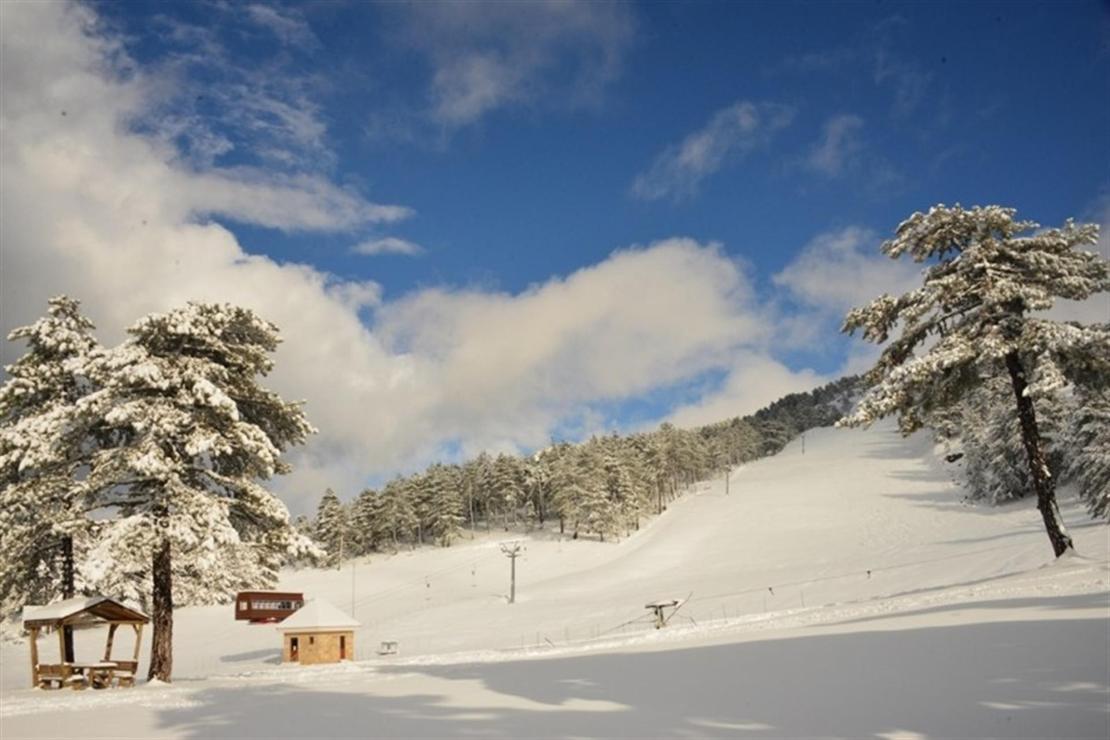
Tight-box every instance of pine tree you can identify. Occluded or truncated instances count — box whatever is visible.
[349,488,379,555]
[841,205,1108,557]
[490,454,523,529]
[314,488,347,565]
[379,477,418,551]
[1068,386,1110,519]
[601,454,637,536]
[425,464,465,546]
[79,302,315,681]
[0,297,100,658]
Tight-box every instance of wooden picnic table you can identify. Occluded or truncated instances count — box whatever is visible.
[66,661,119,689]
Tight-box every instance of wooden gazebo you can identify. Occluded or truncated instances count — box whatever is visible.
[23,596,149,690]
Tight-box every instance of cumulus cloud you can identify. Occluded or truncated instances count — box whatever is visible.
[772,226,921,315]
[806,114,864,177]
[666,355,829,429]
[387,0,636,127]
[631,101,795,201]
[374,239,766,453]
[351,237,425,257]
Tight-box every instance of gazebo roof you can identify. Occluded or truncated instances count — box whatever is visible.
[277,598,359,632]
[22,596,149,629]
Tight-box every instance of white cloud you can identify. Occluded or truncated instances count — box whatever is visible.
[773,226,921,315]
[631,101,795,201]
[388,0,636,127]
[666,355,829,429]
[806,114,864,177]
[873,45,932,119]
[141,11,334,173]
[351,237,425,257]
[244,4,318,50]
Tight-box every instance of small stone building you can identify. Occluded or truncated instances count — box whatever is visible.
[277,599,359,665]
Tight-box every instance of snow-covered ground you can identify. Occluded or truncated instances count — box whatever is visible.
[2,421,1107,738]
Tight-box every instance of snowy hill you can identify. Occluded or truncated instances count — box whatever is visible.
[2,420,1107,738]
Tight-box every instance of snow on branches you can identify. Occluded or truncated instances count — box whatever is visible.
[840,204,1108,556]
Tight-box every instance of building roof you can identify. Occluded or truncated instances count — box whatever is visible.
[23,596,150,628]
[277,598,360,631]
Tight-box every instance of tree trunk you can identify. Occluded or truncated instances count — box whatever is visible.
[148,538,173,682]
[61,535,75,663]
[467,485,475,528]
[1004,351,1074,557]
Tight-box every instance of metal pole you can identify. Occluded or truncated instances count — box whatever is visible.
[500,541,522,604]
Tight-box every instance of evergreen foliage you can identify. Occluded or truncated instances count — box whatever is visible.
[840,204,1108,556]
[0,297,100,623]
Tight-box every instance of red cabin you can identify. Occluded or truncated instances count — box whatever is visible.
[234,591,305,623]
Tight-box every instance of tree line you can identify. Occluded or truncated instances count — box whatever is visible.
[305,376,861,563]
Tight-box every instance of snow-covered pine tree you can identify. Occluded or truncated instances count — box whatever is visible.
[840,205,1108,557]
[949,379,1072,505]
[0,297,100,654]
[349,488,378,555]
[601,454,636,537]
[379,477,419,551]
[1068,386,1110,519]
[522,456,551,526]
[79,302,315,681]
[491,454,524,529]
[425,463,465,546]
[314,488,347,565]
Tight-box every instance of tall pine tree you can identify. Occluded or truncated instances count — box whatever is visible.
[841,205,1108,557]
[80,303,314,681]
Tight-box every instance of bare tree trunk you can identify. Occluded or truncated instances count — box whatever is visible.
[61,535,75,663]
[1004,351,1075,557]
[148,538,173,682]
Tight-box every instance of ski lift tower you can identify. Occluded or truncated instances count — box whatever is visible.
[645,598,682,629]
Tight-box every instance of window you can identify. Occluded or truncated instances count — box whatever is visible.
[309,636,315,645]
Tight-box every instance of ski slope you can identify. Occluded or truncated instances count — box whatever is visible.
[1,421,1107,738]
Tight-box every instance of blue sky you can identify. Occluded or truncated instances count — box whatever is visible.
[2,0,1108,506]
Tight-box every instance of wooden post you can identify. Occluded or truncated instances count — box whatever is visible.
[104,623,119,661]
[132,623,143,662]
[56,625,70,683]
[29,626,39,688]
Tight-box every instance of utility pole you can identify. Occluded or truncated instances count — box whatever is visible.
[500,541,523,604]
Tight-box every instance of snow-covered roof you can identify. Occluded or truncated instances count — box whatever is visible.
[23,596,149,627]
[277,598,359,631]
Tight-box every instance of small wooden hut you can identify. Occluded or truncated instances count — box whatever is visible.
[23,596,149,690]
[277,599,359,665]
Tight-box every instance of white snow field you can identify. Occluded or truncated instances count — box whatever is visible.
[1,420,1107,739]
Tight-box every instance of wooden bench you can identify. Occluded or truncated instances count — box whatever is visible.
[377,640,398,656]
[34,663,68,690]
[112,660,138,688]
